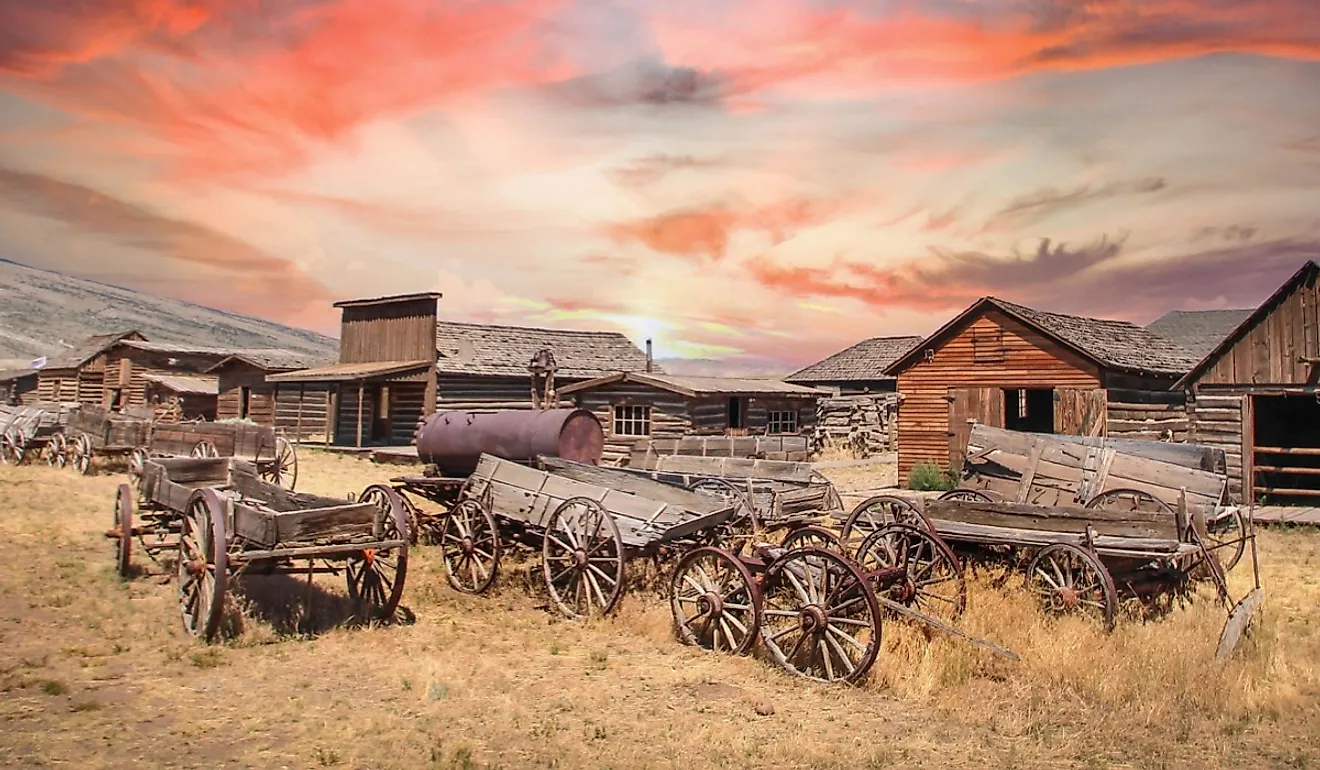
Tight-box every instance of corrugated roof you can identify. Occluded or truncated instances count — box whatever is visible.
[43,330,145,370]
[1145,309,1254,361]
[141,374,219,395]
[558,371,823,398]
[265,360,432,383]
[435,320,657,378]
[206,350,332,373]
[784,336,923,383]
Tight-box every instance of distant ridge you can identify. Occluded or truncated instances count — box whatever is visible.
[0,259,338,361]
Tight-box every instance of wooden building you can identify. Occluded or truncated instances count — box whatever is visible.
[268,293,656,448]
[1146,308,1253,361]
[784,336,923,394]
[34,330,146,404]
[141,374,220,420]
[0,369,38,406]
[99,339,239,413]
[884,297,1201,485]
[1174,261,1320,505]
[558,372,823,464]
[207,351,332,438]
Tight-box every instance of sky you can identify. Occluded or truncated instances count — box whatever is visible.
[1,0,1319,372]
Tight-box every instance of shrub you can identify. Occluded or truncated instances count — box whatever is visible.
[908,461,956,491]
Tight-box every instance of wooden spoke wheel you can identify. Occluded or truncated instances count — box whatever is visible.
[0,430,18,465]
[840,495,933,554]
[780,525,844,553]
[113,483,134,578]
[670,546,761,655]
[937,488,994,503]
[436,498,501,594]
[258,436,298,491]
[178,490,229,641]
[46,433,68,467]
[346,487,410,624]
[1026,543,1117,632]
[127,447,148,485]
[856,523,967,622]
[758,547,882,684]
[1205,507,1247,572]
[1085,488,1173,514]
[397,494,424,545]
[71,433,93,475]
[687,478,760,528]
[190,440,219,459]
[542,496,625,619]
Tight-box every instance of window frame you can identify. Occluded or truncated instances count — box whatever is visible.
[612,404,652,437]
[766,409,799,435]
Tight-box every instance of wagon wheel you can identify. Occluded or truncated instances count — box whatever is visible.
[1025,543,1117,632]
[258,436,298,491]
[670,546,761,655]
[758,547,882,684]
[686,478,760,548]
[190,439,219,459]
[937,488,994,503]
[780,525,844,553]
[45,433,68,467]
[127,447,148,487]
[855,523,967,622]
[542,497,625,619]
[346,486,410,624]
[71,433,93,475]
[840,495,933,554]
[178,489,229,641]
[1203,506,1247,572]
[436,498,501,594]
[1085,488,1173,514]
[113,483,134,578]
[0,430,16,466]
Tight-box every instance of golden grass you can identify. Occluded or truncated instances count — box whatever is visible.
[1,448,1318,769]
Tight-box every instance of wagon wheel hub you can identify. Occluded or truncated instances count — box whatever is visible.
[571,548,589,568]
[888,578,917,604]
[1056,586,1080,609]
[185,558,207,577]
[459,536,475,555]
[798,605,828,635]
[697,591,724,618]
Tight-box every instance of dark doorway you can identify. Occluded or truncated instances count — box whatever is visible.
[727,397,746,430]
[239,387,251,419]
[1004,388,1055,433]
[1252,395,1320,505]
[370,385,391,443]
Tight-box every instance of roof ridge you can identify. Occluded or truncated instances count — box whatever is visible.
[436,318,633,337]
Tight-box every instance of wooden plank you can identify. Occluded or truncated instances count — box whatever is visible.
[927,518,1185,554]
[1014,438,1045,503]
[922,499,1181,540]
[1242,394,1255,504]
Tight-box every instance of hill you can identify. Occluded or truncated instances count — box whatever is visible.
[0,259,338,363]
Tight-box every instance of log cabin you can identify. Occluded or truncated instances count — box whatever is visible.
[141,374,220,420]
[266,293,655,448]
[783,336,922,394]
[884,297,1202,486]
[558,372,823,465]
[33,330,146,404]
[0,369,37,406]
[1173,260,1320,505]
[207,351,332,439]
[99,339,239,413]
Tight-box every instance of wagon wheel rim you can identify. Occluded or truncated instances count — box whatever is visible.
[759,547,882,684]
[1026,543,1116,631]
[937,488,993,503]
[398,494,423,545]
[669,546,761,655]
[686,478,760,542]
[74,433,92,475]
[1084,488,1173,514]
[259,436,298,491]
[114,484,134,578]
[128,447,148,484]
[177,490,228,641]
[438,498,501,594]
[856,523,967,622]
[346,487,409,624]
[780,525,844,554]
[0,432,12,466]
[191,440,218,459]
[1204,507,1247,572]
[841,495,932,554]
[542,497,624,620]
[45,433,65,466]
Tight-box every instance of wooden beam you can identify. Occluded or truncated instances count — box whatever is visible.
[1253,486,1320,497]
[1254,445,1320,456]
[1253,465,1320,475]
[356,382,364,449]
[1242,395,1254,505]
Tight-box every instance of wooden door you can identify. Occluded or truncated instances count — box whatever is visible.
[1054,388,1108,436]
[947,387,1004,471]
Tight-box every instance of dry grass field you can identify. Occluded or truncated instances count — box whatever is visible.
[2,449,1318,769]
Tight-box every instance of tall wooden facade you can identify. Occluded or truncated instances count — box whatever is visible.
[885,298,1199,485]
[1175,261,1320,504]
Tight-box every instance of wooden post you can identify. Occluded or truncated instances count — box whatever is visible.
[356,382,365,449]
[1241,393,1254,504]
[326,387,335,447]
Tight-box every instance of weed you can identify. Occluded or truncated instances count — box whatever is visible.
[189,649,226,669]
[38,680,64,696]
[908,461,956,491]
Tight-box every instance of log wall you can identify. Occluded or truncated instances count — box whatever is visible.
[1104,389,1189,442]
[272,383,332,442]
[572,383,693,465]
[812,393,900,456]
[216,362,277,425]
[436,373,574,412]
[1187,391,1245,501]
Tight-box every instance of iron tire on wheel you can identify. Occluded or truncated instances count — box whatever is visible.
[1026,543,1117,632]
[346,487,409,624]
[46,433,67,467]
[780,525,844,553]
[1084,488,1173,514]
[114,483,134,578]
[1206,507,1248,572]
[178,489,229,642]
[937,488,994,503]
[190,440,219,459]
[840,495,933,553]
[542,496,625,620]
[670,546,761,655]
[437,498,501,594]
[128,448,148,486]
[258,435,298,491]
[0,430,15,466]
[856,523,968,622]
[72,433,93,475]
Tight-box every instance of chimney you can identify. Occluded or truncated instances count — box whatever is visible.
[645,338,653,372]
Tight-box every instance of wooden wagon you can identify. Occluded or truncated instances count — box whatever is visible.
[62,405,153,475]
[0,404,73,466]
[617,453,845,522]
[147,420,298,490]
[110,457,407,641]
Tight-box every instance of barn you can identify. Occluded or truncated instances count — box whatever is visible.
[883,297,1200,486]
[207,351,332,437]
[783,335,922,394]
[558,372,822,464]
[1174,261,1320,505]
[34,330,146,404]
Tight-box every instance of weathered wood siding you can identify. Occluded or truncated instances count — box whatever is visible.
[1105,388,1189,442]
[895,310,1102,483]
[332,381,427,447]
[1193,268,1318,386]
[216,362,277,424]
[340,298,438,365]
[272,383,332,442]
[571,383,692,465]
[687,396,817,436]
[36,369,76,402]
[435,374,574,412]
[1187,391,1244,501]
[100,347,225,409]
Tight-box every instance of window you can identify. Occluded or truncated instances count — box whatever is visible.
[972,328,1006,363]
[612,404,651,436]
[767,410,798,434]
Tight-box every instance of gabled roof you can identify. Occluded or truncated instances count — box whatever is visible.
[1145,309,1253,360]
[885,297,1201,377]
[141,373,219,396]
[117,340,239,357]
[557,371,823,398]
[435,320,657,379]
[784,336,923,384]
[1174,260,1320,390]
[205,350,332,373]
[334,292,443,309]
[42,330,146,370]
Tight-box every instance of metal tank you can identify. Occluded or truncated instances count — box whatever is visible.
[415,408,605,476]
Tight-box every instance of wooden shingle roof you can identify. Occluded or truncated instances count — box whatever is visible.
[206,350,332,373]
[435,320,657,379]
[784,336,923,384]
[43,330,146,370]
[1145,309,1255,361]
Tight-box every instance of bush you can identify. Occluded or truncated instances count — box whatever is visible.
[908,461,956,491]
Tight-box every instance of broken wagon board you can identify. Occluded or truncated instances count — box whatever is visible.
[921,499,1183,541]
[630,435,811,464]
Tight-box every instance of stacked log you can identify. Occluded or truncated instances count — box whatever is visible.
[1104,399,1190,442]
[810,393,900,457]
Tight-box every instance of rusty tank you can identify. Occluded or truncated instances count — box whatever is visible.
[414,408,605,476]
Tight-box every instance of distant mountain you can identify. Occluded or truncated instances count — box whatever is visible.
[653,357,793,379]
[0,259,338,361]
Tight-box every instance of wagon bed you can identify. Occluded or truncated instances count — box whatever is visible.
[615,453,842,521]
